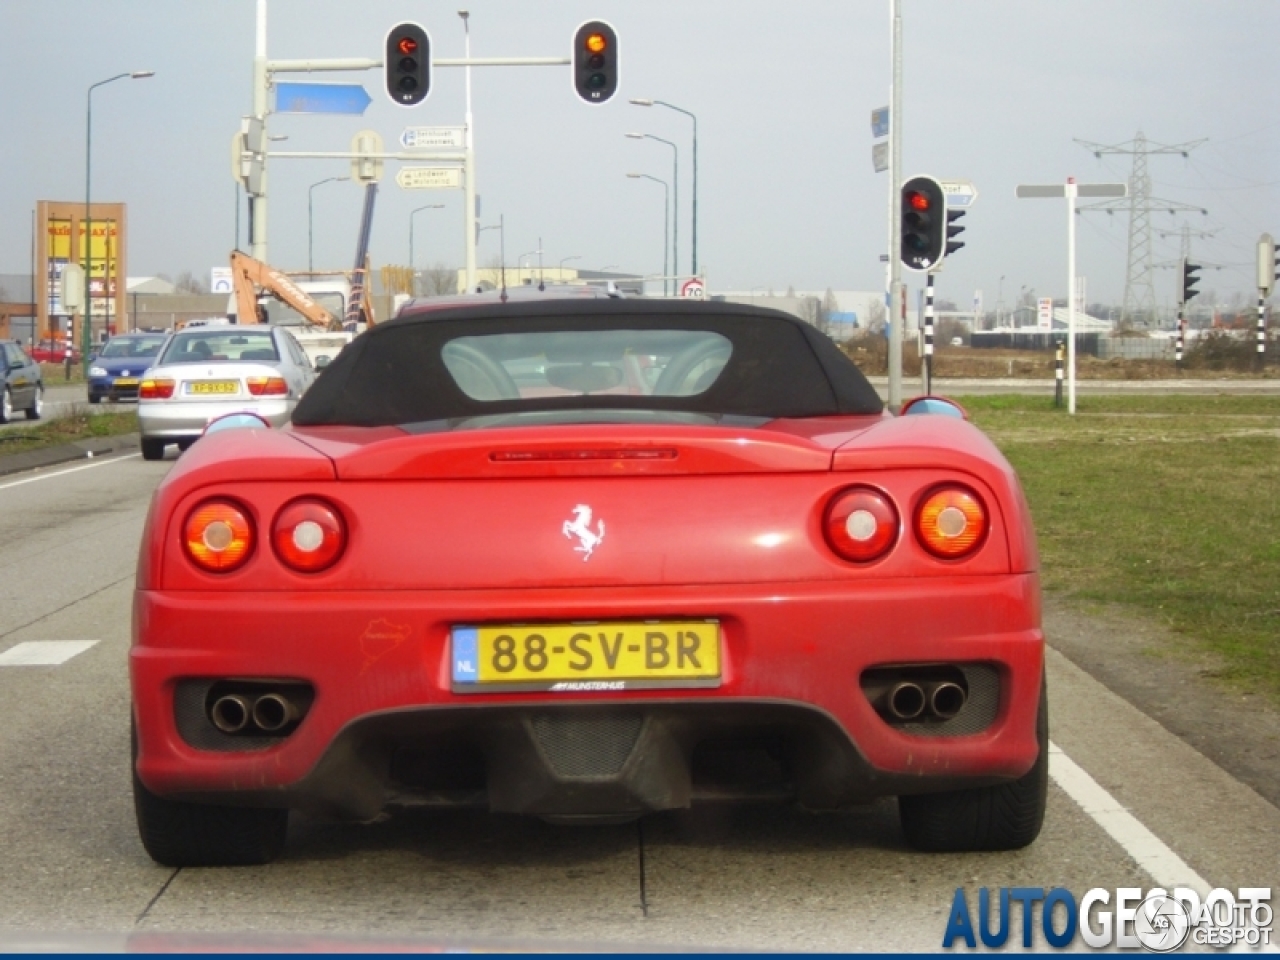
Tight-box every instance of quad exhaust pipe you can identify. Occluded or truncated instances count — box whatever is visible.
[209,690,305,735]
[251,692,300,733]
[929,681,967,720]
[881,679,968,723]
[887,682,927,720]
[210,694,253,734]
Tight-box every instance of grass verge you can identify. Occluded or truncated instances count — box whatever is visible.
[961,393,1280,701]
[0,406,137,457]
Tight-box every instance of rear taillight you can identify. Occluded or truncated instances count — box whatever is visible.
[183,500,254,572]
[139,378,175,400]
[824,486,899,563]
[272,499,346,572]
[246,376,288,397]
[915,485,987,559]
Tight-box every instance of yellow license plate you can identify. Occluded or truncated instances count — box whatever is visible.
[114,378,139,387]
[188,380,239,395]
[451,621,721,692]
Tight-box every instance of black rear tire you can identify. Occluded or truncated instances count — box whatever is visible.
[898,679,1048,852]
[133,755,288,867]
[140,438,166,461]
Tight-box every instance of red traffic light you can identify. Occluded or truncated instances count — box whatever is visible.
[384,23,431,106]
[907,191,930,211]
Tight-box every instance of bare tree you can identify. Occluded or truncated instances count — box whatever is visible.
[866,298,887,335]
[174,271,208,295]
[420,262,458,296]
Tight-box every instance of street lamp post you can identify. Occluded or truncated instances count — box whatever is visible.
[410,204,446,294]
[308,176,349,273]
[458,10,478,293]
[84,70,153,370]
[625,132,678,292]
[478,215,505,291]
[558,255,581,280]
[629,98,697,277]
[626,173,669,296]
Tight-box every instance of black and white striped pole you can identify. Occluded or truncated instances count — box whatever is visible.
[1258,233,1276,371]
[1054,341,1064,408]
[1259,293,1268,371]
[923,272,935,394]
[1175,304,1184,370]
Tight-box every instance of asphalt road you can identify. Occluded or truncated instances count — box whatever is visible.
[0,454,1276,951]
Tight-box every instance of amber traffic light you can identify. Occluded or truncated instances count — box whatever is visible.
[573,20,618,103]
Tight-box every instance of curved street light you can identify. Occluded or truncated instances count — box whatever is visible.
[558,255,581,279]
[308,177,349,273]
[84,70,153,363]
[410,204,445,292]
[626,173,669,295]
[625,132,678,289]
[629,98,697,277]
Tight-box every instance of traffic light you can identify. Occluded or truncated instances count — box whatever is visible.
[573,20,618,103]
[1182,260,1201,303]
[1259,233,1278,296]
[945,207,966,258]
[385,23,431,106]
[900,175,945,271]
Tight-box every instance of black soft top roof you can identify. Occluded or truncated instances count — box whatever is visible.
[292,299,883,426]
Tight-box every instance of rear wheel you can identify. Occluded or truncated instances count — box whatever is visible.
[25,385,43,420]
[0,388,11,424]
[88,394,102,405]
[140,438,167,461]
[133,728,288,867]
[898,680,1048,852]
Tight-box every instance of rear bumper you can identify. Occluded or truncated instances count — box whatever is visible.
[131,575,1044,818]
[138,397,292,437]
[89,377,141,402]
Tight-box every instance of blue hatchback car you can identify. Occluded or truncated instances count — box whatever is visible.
[88,332,168,403]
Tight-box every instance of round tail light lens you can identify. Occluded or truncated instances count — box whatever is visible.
[824,487,899,563]
[184,500,254,572]
[273,499,346,572]
[916,486,987,559]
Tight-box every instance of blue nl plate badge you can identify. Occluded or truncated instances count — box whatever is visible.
[452,626,478,684]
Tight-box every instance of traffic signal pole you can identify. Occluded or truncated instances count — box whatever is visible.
[251,0,268,262]
[887,0,904,412]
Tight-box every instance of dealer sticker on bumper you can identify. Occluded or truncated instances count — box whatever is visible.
[451,621,721,692]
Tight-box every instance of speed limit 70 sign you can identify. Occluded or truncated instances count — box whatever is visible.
[680,278,705,299]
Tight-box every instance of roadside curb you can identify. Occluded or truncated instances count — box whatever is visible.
[0,432,140,479]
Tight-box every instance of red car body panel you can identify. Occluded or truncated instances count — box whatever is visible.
[133,413,1044,815]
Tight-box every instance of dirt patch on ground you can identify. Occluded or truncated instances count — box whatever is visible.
[1044,593,1280,808]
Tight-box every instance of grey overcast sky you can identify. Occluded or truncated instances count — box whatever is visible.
[2,0,1276,309]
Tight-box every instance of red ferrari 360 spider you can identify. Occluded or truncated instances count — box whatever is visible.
[131,298,1046,866]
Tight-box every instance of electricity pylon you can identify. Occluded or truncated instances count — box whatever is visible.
[1074,131,1208,328]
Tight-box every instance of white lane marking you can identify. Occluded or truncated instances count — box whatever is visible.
[0,640,99,666]
[1049,740,1210,897]
[0,453,141,491]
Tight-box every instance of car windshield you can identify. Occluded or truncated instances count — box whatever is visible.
[99,336,166,358]
[444,329,733,402]
[159,330,279,364]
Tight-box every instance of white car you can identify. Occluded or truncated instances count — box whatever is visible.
[137,326,316,461]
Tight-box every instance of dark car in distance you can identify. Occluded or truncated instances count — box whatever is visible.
[88,332,168,403]
[1,340,44,422]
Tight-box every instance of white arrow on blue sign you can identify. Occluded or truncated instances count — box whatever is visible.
[275,83,372,116]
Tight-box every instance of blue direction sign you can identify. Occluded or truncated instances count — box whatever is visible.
[275,82,372,116]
